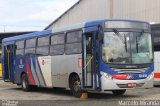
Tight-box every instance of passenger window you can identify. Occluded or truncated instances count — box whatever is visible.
[26,38,36,48]
[36,36,49,56]
[25,48,35,56]
[51,34,65,45]
[65,30,82,54]
[67,31,82,43]
[66,43,82,54]
[36,46,49,56]
[16,49,24,57]
[16,40,24,57]
[50,34,65,55]
[25,38,36,56]
[50,45,64,55]
[37,36,49,46]
[16,40,24,49]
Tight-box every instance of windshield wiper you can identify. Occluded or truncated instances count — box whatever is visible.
[136,31,145,53]
[136,36,139,53]
[113,29,128,52]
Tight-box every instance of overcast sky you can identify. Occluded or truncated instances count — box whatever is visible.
[0,0,79,32]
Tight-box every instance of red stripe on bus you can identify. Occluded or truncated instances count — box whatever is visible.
[154,72,160,78]
[26,60,35,85]
[112,74,128,80]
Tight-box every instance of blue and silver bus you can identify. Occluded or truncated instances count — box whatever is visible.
[2,19,154,97]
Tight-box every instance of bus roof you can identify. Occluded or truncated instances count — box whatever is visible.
[2,30,52,45]
[2,19,149,45]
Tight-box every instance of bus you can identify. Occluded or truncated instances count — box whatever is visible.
[151,23,160,85]
[0,45,2,78]
[2,19,154,97]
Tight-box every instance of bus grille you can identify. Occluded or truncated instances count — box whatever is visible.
[111,68,148,74]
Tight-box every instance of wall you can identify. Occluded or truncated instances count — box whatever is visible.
[48,0,160,29]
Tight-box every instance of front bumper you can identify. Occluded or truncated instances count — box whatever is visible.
[100,72,154,91]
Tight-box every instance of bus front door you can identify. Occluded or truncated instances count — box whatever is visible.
[3,45,15,82]
[83,32,100,89]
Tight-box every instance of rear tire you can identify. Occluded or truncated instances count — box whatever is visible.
[70,75,83,98]
[112,90,126,96]
[21,74,31,92]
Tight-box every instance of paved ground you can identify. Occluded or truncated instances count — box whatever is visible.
[0,79,160,106]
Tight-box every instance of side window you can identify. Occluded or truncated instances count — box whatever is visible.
[16,40,24,57]
[37,36,49,46]
[25,38,36,56]
[67,31,82,43]
[51,34,65,45]
[36,36,49,56]
[66,30,82,54]
[50,34,65,55]
[16,40,24,49]
[26,38,36,48]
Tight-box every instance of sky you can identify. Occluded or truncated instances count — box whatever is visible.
[0,0,79,32]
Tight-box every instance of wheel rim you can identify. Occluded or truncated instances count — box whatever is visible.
[73,80,81,92]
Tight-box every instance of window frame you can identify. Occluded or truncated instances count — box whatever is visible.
[50,33,65,56]
[24,37,37,56]
[16,40,25,49]
[66,30,82,44]
[15,40,25,57]
[37,35,50,47]
[65,30,82,55]
[50,33,65,45]
[25,38,37,49]
[36,35,50,56]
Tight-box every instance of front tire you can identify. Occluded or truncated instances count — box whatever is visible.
[112,90,126,96]
[21,74,31,92]
[70,75,83,98]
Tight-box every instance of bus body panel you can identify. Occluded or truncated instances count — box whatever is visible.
[14,56,52,87]
[37,56,52,87]
[14,54,83,88]
[51,54,82,88]
[14,57,26,84]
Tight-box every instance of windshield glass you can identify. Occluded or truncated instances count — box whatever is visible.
[102,30,153,64]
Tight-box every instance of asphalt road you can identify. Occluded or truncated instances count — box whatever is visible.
[0,80,160,106]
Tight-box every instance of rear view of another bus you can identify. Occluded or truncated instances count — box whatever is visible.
[151,24,160,85]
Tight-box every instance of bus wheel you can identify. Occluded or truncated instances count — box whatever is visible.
[21,74,31,92]
[70,75,83,98]
[112,90,126,96]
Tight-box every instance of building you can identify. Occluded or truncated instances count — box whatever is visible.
[45,0,160,29]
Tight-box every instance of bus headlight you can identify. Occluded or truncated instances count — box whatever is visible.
[102,72,113,80]
[147,72,154,80]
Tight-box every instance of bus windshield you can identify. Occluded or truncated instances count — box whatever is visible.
[102,30,153,64]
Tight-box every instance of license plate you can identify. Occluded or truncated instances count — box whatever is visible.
[128,83,137,87]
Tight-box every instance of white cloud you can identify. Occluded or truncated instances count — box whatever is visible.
[0,0,79,32]
[0,0,5,8]
[30,1,78,20]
